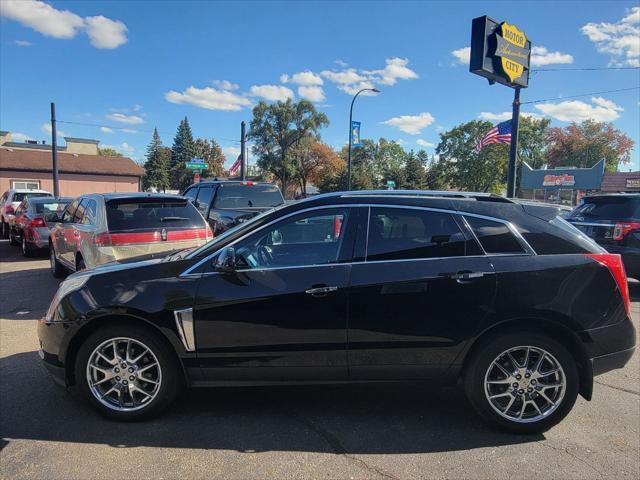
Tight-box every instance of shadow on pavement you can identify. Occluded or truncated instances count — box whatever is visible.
[629,281,639,302]
[0,267,59,317]
[1,350,541,455]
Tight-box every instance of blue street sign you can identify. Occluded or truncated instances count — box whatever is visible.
[351,121,361,147]
[191,158,205,164]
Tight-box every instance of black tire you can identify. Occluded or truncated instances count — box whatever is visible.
[22,235,36,257]
[76,256,86,272]
[9,229,19,246]
[1,220,8,239]
[74,323,181,421]
[463,331,579,434]
[49,244,67,278]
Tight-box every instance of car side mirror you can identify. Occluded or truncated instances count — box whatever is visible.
[214,247,236,273]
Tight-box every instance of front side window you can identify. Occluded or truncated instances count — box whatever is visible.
[195,185,214,215]
[234,208,349,269]
[366,207,472,261]
[82,200,98,225]
[183,187,198,201]
[465,216,525,254]
[62,200,79,223]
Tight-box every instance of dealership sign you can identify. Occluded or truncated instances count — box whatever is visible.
[627,178,640,189]
[470,16,532,88]
[543,174,576,187]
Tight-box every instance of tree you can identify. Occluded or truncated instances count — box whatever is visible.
[143,128,170,192]
[291,138,343,196]
[170,117,196,190]
[435,120,509,193]
[248,99,329,196]
[98,147,123,157]
[193,138,225,178]
[547,120,634,172]
[403,150,427,189]
[517,116,551,169]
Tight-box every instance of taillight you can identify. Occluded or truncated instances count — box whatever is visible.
[94,232,112,247]
[5,205,14,214]
[239,181,255,186]
[205,224,214,240]
[333,215,342,239]
[29,217,46,228]
[613,222,640,241]
[585,253,631,318]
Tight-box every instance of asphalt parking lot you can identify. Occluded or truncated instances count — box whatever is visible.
[1,240,638,480]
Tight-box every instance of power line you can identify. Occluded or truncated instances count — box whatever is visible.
[521,86,640,105]
[531,66,640,72]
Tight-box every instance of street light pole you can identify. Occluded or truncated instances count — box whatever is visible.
[348,88,380,191]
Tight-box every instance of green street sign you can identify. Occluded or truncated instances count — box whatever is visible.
[185,162,208,170]
[386,180,396,188]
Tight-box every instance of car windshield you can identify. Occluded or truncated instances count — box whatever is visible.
[105,198,205,231]
[34,200,71,215]
[215,184,284,209]
[13,192,52,202]
[569,197,640,220]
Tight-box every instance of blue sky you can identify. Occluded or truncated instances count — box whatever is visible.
[1,0,639,170]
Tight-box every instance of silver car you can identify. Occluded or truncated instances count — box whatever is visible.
[49,193,212,276]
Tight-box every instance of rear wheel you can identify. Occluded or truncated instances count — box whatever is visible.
[9,228,19,246]
[1,220,8,239]
[74,324,180,421]
[76,256,86,272]
[464,332,579,434]
[50,244,66,278]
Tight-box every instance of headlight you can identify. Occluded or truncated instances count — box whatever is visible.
[44,274,90,323]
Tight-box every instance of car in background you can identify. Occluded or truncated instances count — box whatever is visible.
[1,189,53,238]
[567,193,640,280]
[48,193,212,276]
[38,190,634,433]
[182,180,284,236]
[9,197,72,257]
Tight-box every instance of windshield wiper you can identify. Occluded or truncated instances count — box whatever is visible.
[160,216,190,222]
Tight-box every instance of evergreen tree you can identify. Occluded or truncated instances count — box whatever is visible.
[143,128,170,192]
[403,150,426,189]
[170,117,196,190]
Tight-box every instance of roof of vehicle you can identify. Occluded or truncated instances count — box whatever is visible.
[582,193,640,199]
[510,198,573,211]
[186,180,279,188]
[28,196,72,203]
[7,189,52,194]
[82,192,188,201]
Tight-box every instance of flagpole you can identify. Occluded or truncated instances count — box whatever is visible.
[506,87,521,198]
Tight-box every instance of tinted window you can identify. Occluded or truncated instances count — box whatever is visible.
[34,200,71,216]
[367,208,471,261]
[195,185,214,215]
[73,199,87,223]
[62,200,79,223]
[13,192,53,202]
[235,208,348,268]
[215,184,283,209]
[465,216,525,254]
[183,187,198,201]
[82,200,98,225]
[570,196,640,220]
[105,199,205,232]
[518,216,603,255]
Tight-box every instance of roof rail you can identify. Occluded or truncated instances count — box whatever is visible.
[329,190,513,203]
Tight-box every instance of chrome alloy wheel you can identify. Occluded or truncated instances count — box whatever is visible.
[484,346,566,423]
[86,337,162,412]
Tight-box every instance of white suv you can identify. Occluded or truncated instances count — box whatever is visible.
[1,189,53,238]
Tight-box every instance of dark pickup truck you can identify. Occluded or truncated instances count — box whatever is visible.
[182,180,285,235]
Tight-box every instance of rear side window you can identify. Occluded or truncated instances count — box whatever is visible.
[82,200,98,225]
[367,208,474,261]
[13,192,52,202]
[465,216,525,254]
[62,200,79,223]
[195,185,215,215]
[214,184,283,209]
[570,197,640,220]
[34,200,70,215]
[105,199,205,232]
[73,199,87,223]
[519,216,603,254]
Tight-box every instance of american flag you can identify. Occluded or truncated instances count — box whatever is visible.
[476,120,512,152]
[228,154,241,175]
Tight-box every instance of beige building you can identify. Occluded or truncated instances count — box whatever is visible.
[0,131,143,196]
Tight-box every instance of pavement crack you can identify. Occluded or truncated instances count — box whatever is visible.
[289,412,399,480]
[538,442,604,478]
[594,379,639,396]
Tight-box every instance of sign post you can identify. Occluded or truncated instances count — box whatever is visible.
[470,16,531,198]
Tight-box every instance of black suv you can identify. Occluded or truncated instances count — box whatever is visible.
[567,194,640,280]
[182,180,284,235]
[38,191,635,433]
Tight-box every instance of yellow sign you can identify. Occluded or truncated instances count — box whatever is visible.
[497,22,528,82]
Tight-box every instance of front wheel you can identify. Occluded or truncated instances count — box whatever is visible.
[49,244,67,278]
[74,325,181,421]
[464,332,579,434]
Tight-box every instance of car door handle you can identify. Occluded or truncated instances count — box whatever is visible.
[441,271,490,283]
[305,286,338,296]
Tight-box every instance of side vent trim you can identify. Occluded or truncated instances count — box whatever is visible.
[174,308,196,352]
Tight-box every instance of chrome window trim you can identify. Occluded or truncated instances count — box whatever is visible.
[568,221,616,228]
[180,202,536,277]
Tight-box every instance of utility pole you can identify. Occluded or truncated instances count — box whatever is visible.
[347,88,380,191]
[240,121,246,180]
[506,87,521,198]
[50,102,59,197]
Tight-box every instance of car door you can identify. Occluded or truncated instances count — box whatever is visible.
[347,206,497,380]
[55,199,80,267]
[193,206,358,381]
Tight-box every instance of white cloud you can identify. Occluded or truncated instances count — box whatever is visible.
[14,40,32,47]
[283,71,324,86]
[11,132,33,142]
[321,68,368,85]
[102,142,135,155]
[0,0,127,49]
[479,111,512,122]
[133,104,143,112]
[84,15,127,49]
[106,113,145,125]
[222,146,241,163]
[365,57,418,85]
[119,128,138,134]
[100,127,114,133]
[535,96,623,122]
[451,47,471,65]
[165,85,252,111]
[530,46,574,66]
[416,139,435,148]
[581,7,640,66]
[298,85,326,102]
[249,84,294,102]
[212,79,239,90]
[381,112,435,135]
[334,59,349,67]
[40,123,66,138]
